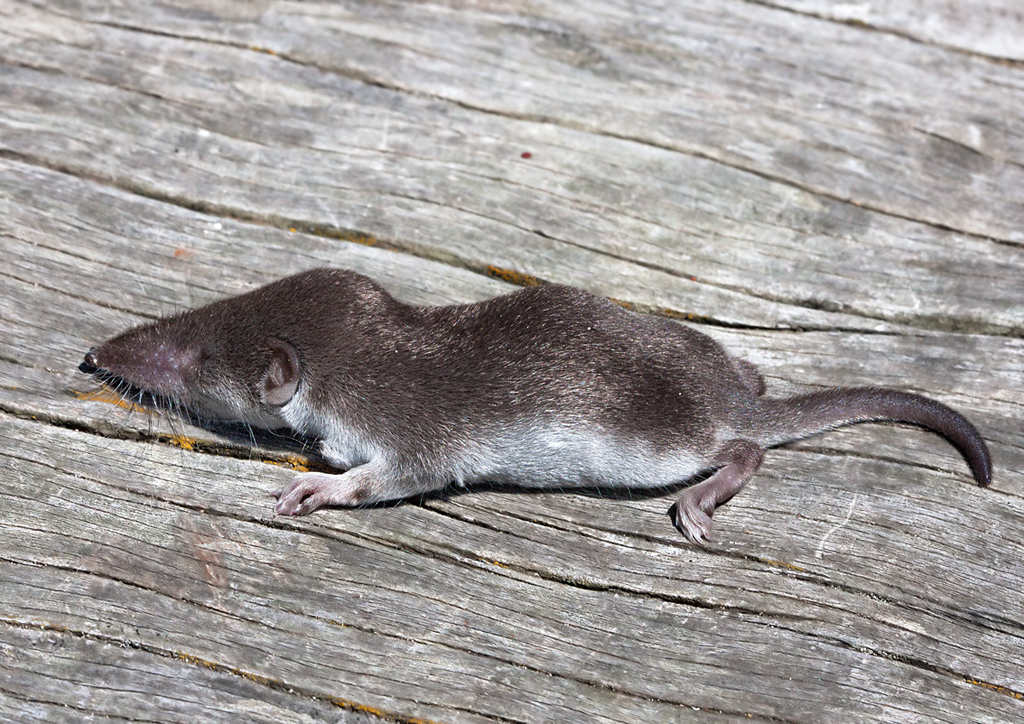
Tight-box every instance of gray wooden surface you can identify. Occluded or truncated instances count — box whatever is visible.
[1,1,1022,722]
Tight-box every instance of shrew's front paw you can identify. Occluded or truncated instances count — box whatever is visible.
[273,472,372,516]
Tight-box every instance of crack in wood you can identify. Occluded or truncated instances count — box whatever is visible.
[23,3,1019,250]
[4,403,1013,641]
[412,501,1024,646]
[390,86,1019,251]
[2,148,895,336]
[0,395,319,469]
[391,505,826,624]
[2,4,1020,720]
[0,614,442,724]
[743,0,1024,66]
[5,132,1013,336]
[0,550,790,721]
[760,617,1024,701]
[0,684,166,724]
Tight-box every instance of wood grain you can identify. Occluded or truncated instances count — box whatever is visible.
[1,0,1021,721]
[762,0,1024,61]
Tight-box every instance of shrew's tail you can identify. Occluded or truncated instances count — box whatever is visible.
[757,387,991,486]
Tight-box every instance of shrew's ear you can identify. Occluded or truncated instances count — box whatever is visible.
[262,338,301,406]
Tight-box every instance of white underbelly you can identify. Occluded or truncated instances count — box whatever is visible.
[459,424,707,490]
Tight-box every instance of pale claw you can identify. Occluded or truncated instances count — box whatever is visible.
[273,472,367,516]
[671,497,714,544]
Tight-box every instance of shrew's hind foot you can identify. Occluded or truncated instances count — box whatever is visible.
[672,440,765,543]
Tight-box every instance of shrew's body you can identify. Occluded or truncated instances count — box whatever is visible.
[82,268,992,542]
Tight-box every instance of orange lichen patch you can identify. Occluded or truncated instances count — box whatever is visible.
[487,266,541,286]
[250,46,277,55]
[608,297,633,310]
[1,616,72,634]
[324,696,442,724]
[965,677,1024,700]
[264,456,312,473]
[171,651,219,670]
[173,247,192,258]
[757,558,806,572]
[338,231,377,246]
[73,388,150,414]
[299,224,378,246]
[660,308,709,323]
[166,435,197,451]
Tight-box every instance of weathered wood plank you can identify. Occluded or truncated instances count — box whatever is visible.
[2,175,1021,718]
[2,3,1022,334]
[1,0,1022,721]
[0,625,386,724]
[762,0,1024,61]
[19,0,1021,242]
[3,412,1022,722]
